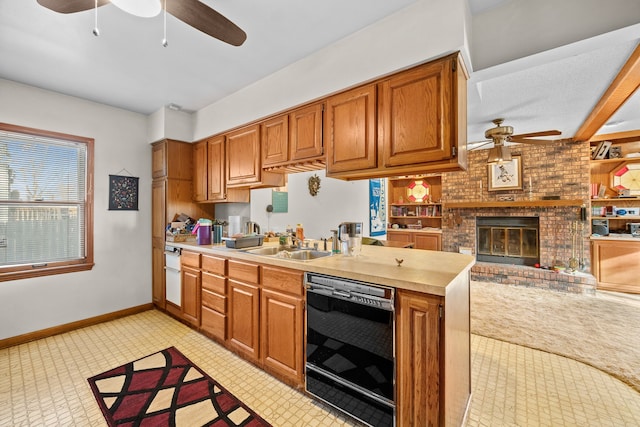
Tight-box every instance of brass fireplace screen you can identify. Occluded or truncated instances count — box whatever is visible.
[476,217,540,266]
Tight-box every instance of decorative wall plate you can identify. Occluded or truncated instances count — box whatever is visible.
[406,179,430,202]
[612,162,640,196]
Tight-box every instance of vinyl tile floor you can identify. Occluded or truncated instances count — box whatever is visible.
[1,309,639,427]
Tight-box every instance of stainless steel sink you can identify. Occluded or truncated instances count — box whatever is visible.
[286,250,332,261]
[243,246,281,256]
[242,246,331,261]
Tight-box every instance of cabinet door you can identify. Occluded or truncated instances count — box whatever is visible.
[192,140,207,202]
[325,84,377,174]
[591,240,640,293]
[396,290,442,426]
[152,243,165,309]
[261,289,304,385]
[414,233,442,251]
[262,115,289,166]
[290,103,323,161]
[151,179,166,240]
[152,141,167,179]
[379,59,453,167]
[387,230,413,244]
[207,136,226,200]
[228,280,260,361]
[182,266,201,327]
[226,124,261,186]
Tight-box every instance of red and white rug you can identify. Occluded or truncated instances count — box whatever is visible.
[88,346,271,426]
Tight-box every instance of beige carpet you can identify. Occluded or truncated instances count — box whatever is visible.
[471,280,640,393]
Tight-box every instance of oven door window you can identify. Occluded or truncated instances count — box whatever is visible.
[306,292,394,402]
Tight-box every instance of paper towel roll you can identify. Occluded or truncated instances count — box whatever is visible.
[228,215,242,236]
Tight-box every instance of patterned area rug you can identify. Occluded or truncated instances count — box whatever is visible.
[88,347,271,426]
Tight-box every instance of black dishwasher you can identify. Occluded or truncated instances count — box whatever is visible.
[305,272,395,427]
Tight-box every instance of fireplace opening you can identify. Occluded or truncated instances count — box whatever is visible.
[476,216,540,266]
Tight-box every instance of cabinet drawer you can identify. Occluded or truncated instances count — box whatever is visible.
[202,254,226,275]
[201,306,226,341]
[181,251,201,268]
[262,266,304,296]
[202,288,226,313]
[228,260,260,284]
[202,271,226,294]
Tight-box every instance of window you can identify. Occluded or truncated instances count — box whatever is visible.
[0,123,94,281]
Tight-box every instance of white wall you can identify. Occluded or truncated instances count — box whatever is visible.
[193,0,469,139]
[0,79,151,340]
[248,170,374,241]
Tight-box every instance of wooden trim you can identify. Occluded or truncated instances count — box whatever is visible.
[574,42,640,142]
[0,304,153,350]
[444,199,584,209]
[589,129,640,144]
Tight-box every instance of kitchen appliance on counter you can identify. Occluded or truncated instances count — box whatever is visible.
[305,272,395,426]
[244,221,261,235]
[338,222,363,256]
[164,246,181,306]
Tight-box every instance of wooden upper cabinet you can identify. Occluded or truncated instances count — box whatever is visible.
[380,58,452,167]
[289,103,323,162]
[325,84,377,174]
[226,124,261,187]
[207,136,227,201]
[262,115,290,167]
[152,139,193,180]
[192,140,207,202]
[327,53,468,179]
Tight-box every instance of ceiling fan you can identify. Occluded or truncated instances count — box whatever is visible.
[37,0,247,46]
[482,118,562,162]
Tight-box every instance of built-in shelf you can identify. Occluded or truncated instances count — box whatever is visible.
[589,157,640,165]
[444,199,585,209]
[592,215,640,220]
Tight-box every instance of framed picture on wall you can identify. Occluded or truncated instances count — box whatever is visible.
[488,155,523,191]
[108,174,139,210]
[369,178,386,236]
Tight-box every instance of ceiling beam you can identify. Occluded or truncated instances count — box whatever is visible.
[588,129,640,144]
[573,42,640,142]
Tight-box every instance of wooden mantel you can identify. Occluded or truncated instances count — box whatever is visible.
[444,199,584,209]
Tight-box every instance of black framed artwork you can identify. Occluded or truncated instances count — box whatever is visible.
[108,175,139,211]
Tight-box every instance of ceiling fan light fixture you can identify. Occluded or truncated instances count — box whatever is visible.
[111,0,161,17]
[487,145,512,163]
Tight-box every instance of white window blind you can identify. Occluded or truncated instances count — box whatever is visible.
[0,131,87,267]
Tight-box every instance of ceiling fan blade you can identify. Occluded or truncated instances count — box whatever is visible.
[37,0,109,14]
[510,130,561,139]
[166,0,246,46]
[508,137,556,145]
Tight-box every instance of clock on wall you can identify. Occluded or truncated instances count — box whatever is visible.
[612,162,640,196]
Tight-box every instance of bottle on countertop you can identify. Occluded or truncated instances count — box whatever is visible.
[296,223,304,242]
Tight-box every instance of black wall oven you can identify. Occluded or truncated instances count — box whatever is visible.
[305,272,395,427]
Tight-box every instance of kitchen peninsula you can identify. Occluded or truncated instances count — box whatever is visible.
[162,241,475,426]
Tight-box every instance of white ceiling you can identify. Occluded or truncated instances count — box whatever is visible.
[1,0,640,145]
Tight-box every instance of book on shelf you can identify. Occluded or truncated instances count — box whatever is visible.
[592,140,612,160]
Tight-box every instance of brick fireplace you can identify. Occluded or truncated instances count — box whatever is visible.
[441,141,597,293]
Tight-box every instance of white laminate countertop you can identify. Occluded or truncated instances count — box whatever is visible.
[166,241,475,296]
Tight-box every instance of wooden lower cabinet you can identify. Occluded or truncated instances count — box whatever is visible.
[228,279,261,361]
[591,239,640,293]
[181,266,201,327]
[152,242,165,309]
[387,230,442,251]
[261,265,304,386]
[396,290,442,426]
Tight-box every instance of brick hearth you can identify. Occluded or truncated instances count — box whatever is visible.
[441,140,596,293]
